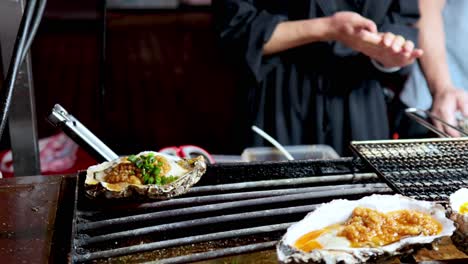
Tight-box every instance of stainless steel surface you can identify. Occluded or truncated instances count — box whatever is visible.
[0,0,41,176]
[49,104,119,162]
[0,174,77,263]
[241,145,339,162]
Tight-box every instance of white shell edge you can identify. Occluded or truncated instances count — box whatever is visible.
[278,194,455,263]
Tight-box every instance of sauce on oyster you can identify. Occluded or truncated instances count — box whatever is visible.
[104,153,184,186]
[85,152,207,199]
[295,207,442,252]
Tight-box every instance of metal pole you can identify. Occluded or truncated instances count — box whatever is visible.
[0,0,41,176]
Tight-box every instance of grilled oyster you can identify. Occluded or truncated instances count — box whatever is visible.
[85,151,206,199]
[449,188,468,254]
[277,195,455,264]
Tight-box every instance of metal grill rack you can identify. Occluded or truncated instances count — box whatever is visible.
[71,158,390,263]
[351,138,468,201]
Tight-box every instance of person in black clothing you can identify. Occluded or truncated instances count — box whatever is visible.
[213,0,423,155]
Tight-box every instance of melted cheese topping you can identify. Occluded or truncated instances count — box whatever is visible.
[294,207,442,252]
[459,202,468,214]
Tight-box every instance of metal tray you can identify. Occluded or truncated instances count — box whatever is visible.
[351,138,468,201]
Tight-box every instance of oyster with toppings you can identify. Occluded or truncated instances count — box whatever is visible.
[277,195,455,264]
[449,188,468,254]
[85,151,206,199]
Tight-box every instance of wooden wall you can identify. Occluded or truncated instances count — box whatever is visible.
[31,8,248,155]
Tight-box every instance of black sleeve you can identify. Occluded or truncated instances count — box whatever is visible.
[212,0,287,82]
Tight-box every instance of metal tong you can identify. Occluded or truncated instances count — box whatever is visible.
[48,104,119,162]
[405,108,468,138]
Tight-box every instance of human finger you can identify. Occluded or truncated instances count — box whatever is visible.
[382,32,395,47]
[391,35,406,53]
[392,51,416,68]
[443,112,461,137]
[400,51,413,61]
[432,107,459,137]
[433,115,445,135]
[364,18,378,34]
[402,40,415,53]
[345,12,378,34]
[359,30,381,45]
[355,16,377,33]
[437,99,461,137]
[457,91,468,117]
[409,48,424,60]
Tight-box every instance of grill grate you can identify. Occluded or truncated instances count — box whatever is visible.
[351,138,468,201]
[72,159,390,263]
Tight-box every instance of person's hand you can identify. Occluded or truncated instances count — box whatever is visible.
[359,32,424,68]
[431,87,468,137]
[328,12,379,46]
[327,12,423,68]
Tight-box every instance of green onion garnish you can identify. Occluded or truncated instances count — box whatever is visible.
[126,154,179,185]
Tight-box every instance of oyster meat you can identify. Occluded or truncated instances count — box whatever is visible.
[85,151,206,199]
[277,194,455,264]
[449,188,468,254]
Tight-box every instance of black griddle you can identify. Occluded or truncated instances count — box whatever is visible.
[15,153,467,263]
[70,158,390,263]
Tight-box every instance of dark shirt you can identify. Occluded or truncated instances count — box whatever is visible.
[213,0,419,155]
[353,0,366,10]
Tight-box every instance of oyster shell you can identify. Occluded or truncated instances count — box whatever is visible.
[85,151,206,200]
[449,188,468,254]
[277,194,455,264]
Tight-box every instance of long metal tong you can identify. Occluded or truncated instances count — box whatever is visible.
[48,104,118,162]
[405,108,468,138]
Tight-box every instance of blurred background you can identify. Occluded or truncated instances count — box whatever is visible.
[4,0,248,156]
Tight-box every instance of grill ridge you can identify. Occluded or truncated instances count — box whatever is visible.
[78,184,389,232]
[72,159,388,263]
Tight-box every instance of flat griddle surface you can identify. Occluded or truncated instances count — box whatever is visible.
[0,175,76,263]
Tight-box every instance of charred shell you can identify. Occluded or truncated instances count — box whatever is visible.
[85,151,207,200]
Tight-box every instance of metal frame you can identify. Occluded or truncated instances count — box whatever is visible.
[0,0,41,176]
